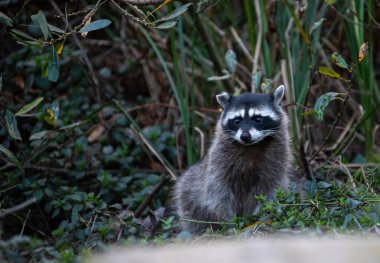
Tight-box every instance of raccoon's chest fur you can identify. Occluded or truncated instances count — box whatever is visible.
[209,136,287,215]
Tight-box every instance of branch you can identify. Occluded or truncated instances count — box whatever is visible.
[0,163,99,174]
[311,68,354,161]
[48,0,102,87]
[133,175,170,218]
[0,198,37,218]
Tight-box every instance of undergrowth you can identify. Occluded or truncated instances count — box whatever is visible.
[0,0,380,262]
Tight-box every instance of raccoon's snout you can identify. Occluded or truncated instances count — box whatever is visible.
[240,132,251,143]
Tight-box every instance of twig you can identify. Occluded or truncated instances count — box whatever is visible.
[0,163,14,171]
[114,100,178,180]
[0,162,103,175]
[194,126,205,158]
[324,106,362,151]
[333,102,380,157]
[110,0,154,26]
[48,0,102,88]
[0,184,20,194]
[0,198,37,218]
[229,27,253,62]
[251,0,262,87]
[338,160,357,191]
[19,209,31,236]
[83,213,98,249]
[134,175,170,218]
[360,166,375,194]
[311,68,354,161]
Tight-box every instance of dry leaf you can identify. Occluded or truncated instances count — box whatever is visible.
[358,42,368,63]
[15,75,25,89]
[81,17,92,38]
[88,124,105,142]
[57,42,64,55]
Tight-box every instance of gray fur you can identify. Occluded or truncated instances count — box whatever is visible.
[174,86,293,233]
[216,92,231,109]
[273,85,285,106]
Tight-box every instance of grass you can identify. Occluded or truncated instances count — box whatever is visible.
[343,1,378,160]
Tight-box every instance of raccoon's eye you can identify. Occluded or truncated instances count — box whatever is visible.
[233,118,241,125]
[252,116,262,123]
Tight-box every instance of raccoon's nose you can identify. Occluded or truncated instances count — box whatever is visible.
[240,132,251,143]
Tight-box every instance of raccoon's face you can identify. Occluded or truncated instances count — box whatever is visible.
[216,85,285,145]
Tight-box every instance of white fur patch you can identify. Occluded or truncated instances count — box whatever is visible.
[248,107,279,120]
[234,130,242,142]
[248,108,255,117]
[249,128,264,142]
[223,109,245,125]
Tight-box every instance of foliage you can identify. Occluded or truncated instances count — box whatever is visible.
[235,181,380,234]
[0,0,379,261]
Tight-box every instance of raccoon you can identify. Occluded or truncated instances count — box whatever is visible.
[174,85,293,233]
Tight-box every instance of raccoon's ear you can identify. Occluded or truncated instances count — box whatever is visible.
[216,92,231,109]
[273,85,285,106]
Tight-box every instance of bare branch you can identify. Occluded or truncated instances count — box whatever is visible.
[0,198,37,218]
[133,175,170,218]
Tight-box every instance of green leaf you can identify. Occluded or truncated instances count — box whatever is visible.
[158,3,193,22]
[5,109,22,141]
[42,56,49,78]
[67,194,83,202]
[303,180,317,198]
[155,21,177,30]
[301,108,315,117]
[342,214,353,228]
[33,189,43,201]
[0,11,13,27]
[48,24,65,34]
[225,49,237,74]
[79,19,112,33]
[71,204,83,224]
[318,66,344,80]
[314,92,340,121]
[48,46,60,82]
[15,97,44,116]
[0,144,24,174]
[345,198,362,210]
[325,0,337,5]
[29,130,48,141]
[31,11,50,40]
[317,181,332,189]
[52,209,60,218]
[10,29,37,41]
[331,52,348,70]
[11,35,39,46]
